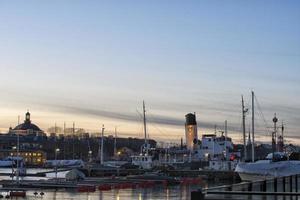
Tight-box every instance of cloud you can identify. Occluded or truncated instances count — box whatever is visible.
[43,103,244,132]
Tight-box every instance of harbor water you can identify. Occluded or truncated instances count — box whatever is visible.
[0,168,232,200]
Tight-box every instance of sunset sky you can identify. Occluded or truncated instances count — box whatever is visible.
[0,1,299,144]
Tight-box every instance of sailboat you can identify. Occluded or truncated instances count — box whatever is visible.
[235,91,300,181]
[131,101,154,169]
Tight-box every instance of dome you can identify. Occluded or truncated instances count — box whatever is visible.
[13,123,42,131]
[12,111,42,132]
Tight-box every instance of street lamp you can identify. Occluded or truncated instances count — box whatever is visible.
[55,148,60,182]
[88,150,92,162]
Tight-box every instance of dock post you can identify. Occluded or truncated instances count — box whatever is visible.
[296,175,298,193]
[283,177,286,192]
[274,178,277,192]
[227,185,232,191]
[248,182,252,192]
[191,188,205,200]
[290,176,293,192]
[261,180,267,192]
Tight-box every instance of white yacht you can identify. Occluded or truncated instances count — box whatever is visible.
[235,152,300,181]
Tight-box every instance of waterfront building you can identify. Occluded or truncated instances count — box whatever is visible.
[0,149,46,166]
[9,111,46,137]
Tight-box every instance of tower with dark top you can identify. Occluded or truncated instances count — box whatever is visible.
[10,111,45,136]
[25,111,31,123]
[185,113,198,151]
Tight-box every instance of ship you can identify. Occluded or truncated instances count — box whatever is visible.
[235,92,300,181]
[236,152,300,181]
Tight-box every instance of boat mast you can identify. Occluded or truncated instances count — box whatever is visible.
[224,120,227,161]
[143,101,148,154]
[72,122,75,159]
[63,122,66,160]
[114,127,117,156]
[100,124,105,165]
[16,127,20,184]
[242,96,247,161]
[251,91,255,162]
[272,114,278,154]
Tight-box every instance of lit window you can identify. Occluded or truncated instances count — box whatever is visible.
[33,153,36,156]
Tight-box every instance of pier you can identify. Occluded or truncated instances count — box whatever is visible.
[191,174,300,200]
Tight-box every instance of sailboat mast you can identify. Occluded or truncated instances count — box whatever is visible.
[251,91,255,162]
[224,120,227,161]
[242,96,247,161]
[114,127,117,156]
[100,124,105,165]
[16,129,20,184]
[72,122,75,159]
[63,122,66,160]
[143,101,148,154]
[15,114,21,184]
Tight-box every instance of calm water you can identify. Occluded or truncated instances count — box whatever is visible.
[0,185,198,200]
[0,168,233,200]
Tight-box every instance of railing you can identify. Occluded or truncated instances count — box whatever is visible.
[191,174,300,200]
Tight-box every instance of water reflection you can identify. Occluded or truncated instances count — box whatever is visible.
[23,185,198,200]
[0,168,230,200]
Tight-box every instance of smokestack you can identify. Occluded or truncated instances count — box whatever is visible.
[185,113,198,151]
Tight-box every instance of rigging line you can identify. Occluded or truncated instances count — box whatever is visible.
[146,112,177,139]
[136,109,146,139]
[254,95,272,133]
[147,118,172,139]
[147,112,171,133]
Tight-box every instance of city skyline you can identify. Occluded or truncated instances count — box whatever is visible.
[0,1,299,144]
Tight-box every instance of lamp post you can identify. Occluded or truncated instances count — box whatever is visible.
[55,148,60,182]
[88,150,92,163]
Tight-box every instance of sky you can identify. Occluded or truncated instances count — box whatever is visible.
[0,1,299,144]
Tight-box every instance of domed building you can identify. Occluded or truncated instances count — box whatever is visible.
[9,111,46,136]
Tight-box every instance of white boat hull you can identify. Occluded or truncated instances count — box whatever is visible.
[238,172,274,181]
[235,160,300,181]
